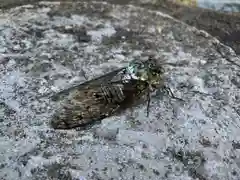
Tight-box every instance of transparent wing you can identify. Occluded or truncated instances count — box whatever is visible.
[51,81,139,129]
[51,67,126,101]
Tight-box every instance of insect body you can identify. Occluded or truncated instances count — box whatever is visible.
[50,57,166,129]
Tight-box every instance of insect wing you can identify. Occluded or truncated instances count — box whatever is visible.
[51,82,128,129]
[51,67,126,101]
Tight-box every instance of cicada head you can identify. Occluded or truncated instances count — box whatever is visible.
[126,56,165,89]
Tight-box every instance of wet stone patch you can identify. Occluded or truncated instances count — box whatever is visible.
[0,1,240,180]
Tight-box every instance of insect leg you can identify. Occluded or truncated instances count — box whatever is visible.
[164,86,174,97]
[164,86,184,102]
[146,88,151,117]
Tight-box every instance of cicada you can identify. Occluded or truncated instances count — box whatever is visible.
[50,57,170,129]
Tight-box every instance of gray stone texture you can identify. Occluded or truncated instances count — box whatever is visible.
[0,1,240,180]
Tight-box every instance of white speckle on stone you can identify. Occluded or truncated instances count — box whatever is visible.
[113,54,125,61]
[38,1,61,5]
[38,86,48,94]
[88,26,116,43]
[189,76,207,93]
[37,7,51,13]
[71,15,89,25]
[132,50,142,57]
[6,59,16,69]
[84,45,97,53]
[50,86,59,92]
[13,44,21,51]
[148,26,156,34]
[200,59,207,65]
[69,76,83,84]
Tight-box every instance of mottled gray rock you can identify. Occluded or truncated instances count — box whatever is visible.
[0,1,240,180]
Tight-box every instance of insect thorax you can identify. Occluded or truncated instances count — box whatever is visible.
[122,60,151,82]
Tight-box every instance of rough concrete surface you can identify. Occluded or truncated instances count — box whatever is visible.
[0,1,240,180]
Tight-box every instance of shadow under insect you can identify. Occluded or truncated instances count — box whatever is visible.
[50,57,180,129]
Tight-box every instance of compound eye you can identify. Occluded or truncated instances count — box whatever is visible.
[148,63,153,68]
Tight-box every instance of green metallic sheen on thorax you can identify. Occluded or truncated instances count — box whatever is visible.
[124,58,165,90]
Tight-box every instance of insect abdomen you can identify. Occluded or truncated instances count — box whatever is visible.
[100,84,125,104]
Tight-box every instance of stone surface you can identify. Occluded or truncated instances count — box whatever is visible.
[0,1,240,180]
